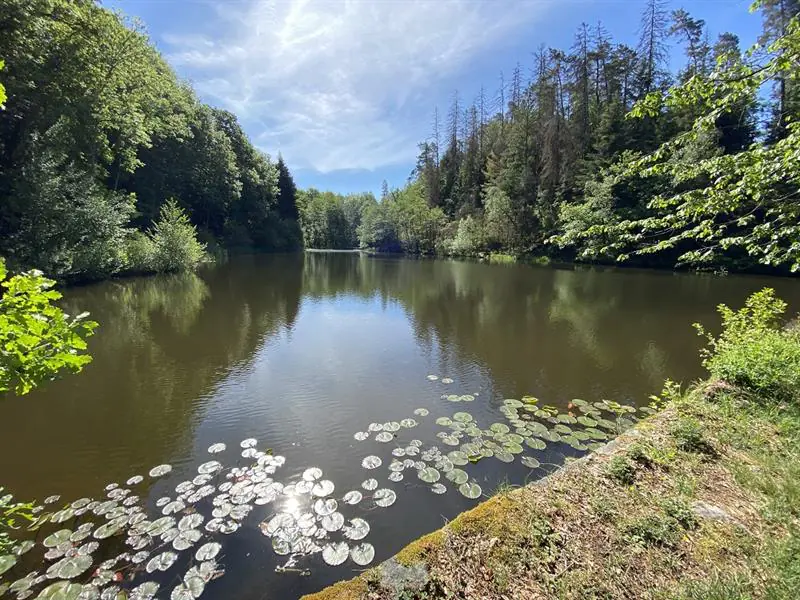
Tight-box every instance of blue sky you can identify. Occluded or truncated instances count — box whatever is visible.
[109,0,762,196]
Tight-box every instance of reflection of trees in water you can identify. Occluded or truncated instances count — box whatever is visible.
[0,258,304,500]
[300,254,677,402]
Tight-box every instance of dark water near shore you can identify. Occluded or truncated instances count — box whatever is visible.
[2,253,799,598]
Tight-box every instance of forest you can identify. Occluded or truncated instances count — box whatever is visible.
[0,0,302,282]
[299,0,800,273]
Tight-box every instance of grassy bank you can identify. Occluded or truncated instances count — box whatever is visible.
[304,291,800,600]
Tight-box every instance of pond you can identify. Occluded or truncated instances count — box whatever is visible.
[2,253,799,599]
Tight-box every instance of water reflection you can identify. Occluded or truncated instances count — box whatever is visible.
[1,253,799,600]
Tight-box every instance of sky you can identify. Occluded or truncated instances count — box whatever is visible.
[108,0,762,196]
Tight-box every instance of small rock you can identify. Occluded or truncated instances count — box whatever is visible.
[691,500,741,525]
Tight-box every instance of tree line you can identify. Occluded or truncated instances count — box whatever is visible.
[308,0,800,273]
[0,0,302,282]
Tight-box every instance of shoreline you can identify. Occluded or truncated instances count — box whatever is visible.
[303,381,799,599]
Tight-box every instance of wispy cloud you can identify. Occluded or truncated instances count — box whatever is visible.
[164,0,549,173]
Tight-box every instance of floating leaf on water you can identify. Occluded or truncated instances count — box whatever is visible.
[373,489,396,508]
[313,499,338,516]
[126,475,144,486]
[44,495,61,505]
[391,448,406,458]
[361,478,378,491]
[170,583,195,600]
[173,529,202,551]
[162,500,186,516]
[240,438,257,449]
[12,540,35,556]
[130,581,160,600]
[490,423,510,434]
[361,456,382,470]
[504,443,524,455]
[426,375,439,381]
[400,418,418,428]
[434,417,452,427]
[322,542,349,566]
[375,432,394,443]
[195,543,221,562]
[418,467,440,483]
[312,480,335,497]
[34,582,84,599]
[302,467,323,482]
[446,451,469,466]
[197,461,222,475]
[445,395,460,402]
[503,399,523,409]
[441,435,460,447]
[525,438,547,451]
[44,529,72,548]
[94,522,122,540]
[343,518,370,541]
[0,554,16,576]
[388,472,403,482]
[452,412,473,423]
[494,450,515,463]
[445,469,468,485]
[353,431,369,442]
[430,483,447,495]
[367,423,383,433]
[207,443,226,454]
[383,422,401,432]
[321,512,345,532]
[149,464,172,478]
[458,481,482,499]
[47,555,93,579]
[413,408,429,417]
[146,517,175,537]
[179,514,203,531]
[521,456,541,469]
[557,413,578,424]
[460,394,475,402]
[350,542,375,566]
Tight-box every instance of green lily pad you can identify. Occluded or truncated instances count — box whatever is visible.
[521,456,541,469]
[503,399,523,408]
[458,482,482,499]
[418,467,441,483]
[0,554,16,576]
[490,423,510,434]
[436,417,453,426]
[577,416,598,427]
[35,581,84,600]
[44,529,72,548]
[453,412,473,423]
[525,437,547,450]
[445,468,468,484]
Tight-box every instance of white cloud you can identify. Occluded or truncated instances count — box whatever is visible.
[164,0,549,173]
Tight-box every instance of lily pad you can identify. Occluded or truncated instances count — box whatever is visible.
[207,443,226,454]
[400,418,418,428]
[322,542,349,566]
[146,551,178,573]
[313,499,338,516]
[312,480,335,497]
[521,456,541,469]
[458,481,482,499]
[430,483,447,494]
[342,491,363,505]
[353,431,369,441]
[361,456,382,470]
[452,412,473,423]
[413,408,429,416]
[47,555,93,579]
[44,529,72,548]
[149,464,172,478]
[343,518,370,541]
[445,468,468,485]
[418,467,440,483]
[490,423,510,434]
[350,542,375,566]
[426,375,439,381]
[375,432,394,443]
[361,478,378,491]
[320,512,345,532]
[0,554,16,576]
[35,582,84,599]
[373,489,397,508]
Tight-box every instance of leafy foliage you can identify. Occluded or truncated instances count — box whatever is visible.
[0,487,35,552]
[695,288,800,403]
[148,199,207,273]
[0,0,301,281]
[0,259,97,395]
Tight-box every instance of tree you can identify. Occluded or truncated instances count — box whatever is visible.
[0,259,97,395]
[148,199,207,272]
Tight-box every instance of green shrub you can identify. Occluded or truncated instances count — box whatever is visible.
[449,216,486,256]
[671,417,713,454]
[695,289,800,403]
[606,455,637,485]
[624,513,682,547]
[0,259,97,395]
[123,231,157,274]
[149,199,207,272]
[661,497,698,530]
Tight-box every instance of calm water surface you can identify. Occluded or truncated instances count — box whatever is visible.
[2,254,799,598]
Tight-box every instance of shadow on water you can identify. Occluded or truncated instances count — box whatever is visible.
[1,252,799,599]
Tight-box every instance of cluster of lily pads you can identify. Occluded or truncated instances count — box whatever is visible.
[0,375,652,600]
[0,439,385,600]
[349,376,649,502]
